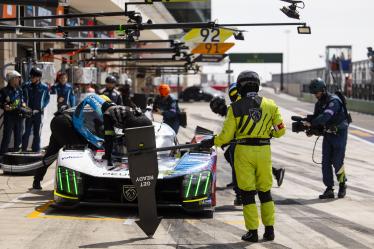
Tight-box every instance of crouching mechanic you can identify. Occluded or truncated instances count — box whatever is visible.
[306,78,349,199]
[201,71,286,242]
[32,94,151,189]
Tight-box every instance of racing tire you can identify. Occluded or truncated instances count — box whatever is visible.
[202,209,214,219]
[0,152,44,175]
[2,151,44,165]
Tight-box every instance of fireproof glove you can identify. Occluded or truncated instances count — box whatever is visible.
[200,137,215,148]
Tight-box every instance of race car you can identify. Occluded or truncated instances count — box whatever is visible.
[53,121,217,215]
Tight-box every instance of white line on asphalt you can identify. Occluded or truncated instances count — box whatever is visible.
[123,218,135,225]
[0,179,54,210]
[349,124,374,135]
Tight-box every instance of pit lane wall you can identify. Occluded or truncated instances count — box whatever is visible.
[269,65,374,115]
[299,92,374,115]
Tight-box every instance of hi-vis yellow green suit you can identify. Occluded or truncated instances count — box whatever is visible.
[214,95,286,230]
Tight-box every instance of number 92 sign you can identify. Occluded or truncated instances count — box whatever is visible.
[183,28,234,43]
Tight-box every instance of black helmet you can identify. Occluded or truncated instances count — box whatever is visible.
[29,67,43,77]
[309,78,326,94]
[105,75,118,84]
[236,71,260,95]
[210,96,227,117]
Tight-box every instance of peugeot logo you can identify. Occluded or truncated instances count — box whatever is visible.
[123,185,137,202]
[249,108,262,123]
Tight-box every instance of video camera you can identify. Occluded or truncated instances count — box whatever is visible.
[291,115,324,136]
[17,106,33,118]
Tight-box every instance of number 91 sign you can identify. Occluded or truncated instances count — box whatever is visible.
[183,28,234,43]
[192,42,235,55]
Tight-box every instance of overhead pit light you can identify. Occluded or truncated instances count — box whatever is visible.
[59,0,70,6]
[297,25,311,34]
[234,31,245,41]
[280,0,305,20]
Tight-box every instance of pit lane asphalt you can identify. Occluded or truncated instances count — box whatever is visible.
[1,88,374,249]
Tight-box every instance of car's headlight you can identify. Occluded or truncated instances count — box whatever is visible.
[56,166,83,197]
[183,171,212,200]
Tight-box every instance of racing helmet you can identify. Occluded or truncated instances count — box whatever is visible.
[228,82,239,102]
[29,67,43,77]
[159,84,170,97]
[105,75,118,84]
[210,96,227,117]
[6,70,22,82]
[126,78,133,86]
[99,94,111,103]
[99,94,116,113]
[236,71,261,95]
[309,78,326,94]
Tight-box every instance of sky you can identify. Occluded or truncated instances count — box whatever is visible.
[203,0,374,82]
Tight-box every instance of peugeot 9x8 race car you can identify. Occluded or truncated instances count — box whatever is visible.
[53,104,217,215]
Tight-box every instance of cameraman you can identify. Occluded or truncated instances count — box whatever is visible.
[0,71,25,153]
[306,78,349,199]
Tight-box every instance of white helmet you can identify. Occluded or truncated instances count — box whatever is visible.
[6,70,22,82]
[125,78,133,86]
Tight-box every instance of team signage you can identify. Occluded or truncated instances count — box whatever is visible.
[228,53,283,63]
[194,54,228,63]
[192,42,234,54]
[183,28,234,43]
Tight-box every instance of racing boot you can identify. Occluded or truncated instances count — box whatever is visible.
[241,230,258,242]
[226,182,234,188]
[32,180,42,190]
[319,187,334,199]
[338,183,347,198]
[103,154,115,170]
[106,160,116,171]
[274,168,286,187]
[263,226,275,241]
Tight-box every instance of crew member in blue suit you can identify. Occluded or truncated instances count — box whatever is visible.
[50,72,76,110]
[306,78,350,199]
[22,67,50,152]
[0,70,25,153]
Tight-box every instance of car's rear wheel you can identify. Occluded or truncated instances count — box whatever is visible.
[202,209,214,218]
